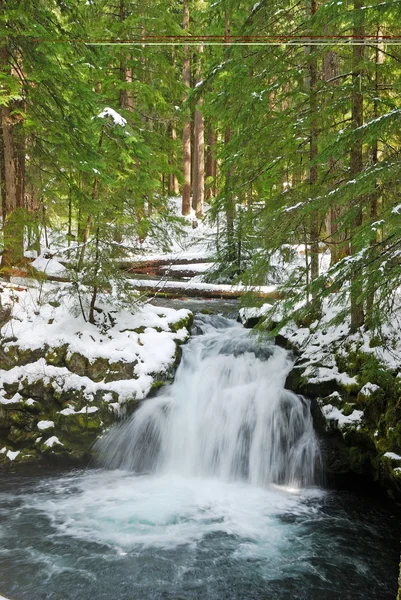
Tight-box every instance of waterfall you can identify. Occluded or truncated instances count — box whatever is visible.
[97,315,320,488]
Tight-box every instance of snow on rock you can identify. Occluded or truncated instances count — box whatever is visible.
[360,382,380,396]
[0,285,190,370]
[322,404,364,429]
[383,452,401,461]
[0,283,193,466]
[44,436,63,448]
[59,406,98,416]
[37,420,54,430]
[304,365,358,387]
[0,393,23,405]
[6,449,20,461]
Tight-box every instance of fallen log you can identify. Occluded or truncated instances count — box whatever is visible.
[130,279,281,301]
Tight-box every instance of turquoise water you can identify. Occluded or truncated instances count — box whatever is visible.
[0,469,399,600]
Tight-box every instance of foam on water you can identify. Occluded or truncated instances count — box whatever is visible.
[25,470,322,555]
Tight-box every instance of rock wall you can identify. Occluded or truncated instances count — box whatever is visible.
[0,312,193,468]
[277,333,401,501]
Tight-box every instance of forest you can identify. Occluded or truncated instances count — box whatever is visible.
[2,0,401,329]
[1,1,401,600]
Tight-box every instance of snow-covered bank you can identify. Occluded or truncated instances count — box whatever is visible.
[240,299,401,499]
[0,285,193,467]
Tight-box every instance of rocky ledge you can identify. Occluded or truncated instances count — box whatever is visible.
[276,326,401,502]
[0,288,193,468]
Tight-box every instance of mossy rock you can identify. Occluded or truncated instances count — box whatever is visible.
[86,356,110,382]
[66,352,89,377]
[94,389,119,404]
[1,344,47,369]
[7,426,38,446]
[22,398,42,413]
[8,410,38,429]
[148,380,167,398]
[19,377,57,406]
[168,313,194,334]
[3,381,20,396]
[285,365,340,399]
[104,361,137,383]
[45,344,69,367]
[56,410,103,443]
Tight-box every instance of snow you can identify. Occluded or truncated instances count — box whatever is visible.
[44,436,63,448]
[6,449,20,461]
[322,405,364,429]
[59,406,98,416]
[0,284,192,406]
[383,452,401,461]
[161,262,213,274]
[31,253,66,277]
[360,382,380,396]
[129,277,277,297]
[283,201,304,212]
[37,420,54,430]
[0,393,23,405]
[97,107,127,127]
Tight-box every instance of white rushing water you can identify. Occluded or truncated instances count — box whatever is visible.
[97,315,320,488]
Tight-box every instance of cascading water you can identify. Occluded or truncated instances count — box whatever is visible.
[97,314,320,488]
[0,315,399,600]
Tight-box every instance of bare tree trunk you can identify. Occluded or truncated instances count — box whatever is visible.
[0,32,25,276]
[366,29,384,324]
[308,0,319,294]
[350,0,365,331]
[192,45,204,218]
[182,0,191,215]
[224,8,235,263]
[77,128,103,271]
[89,227,100,325]
[169,125,179,195]
[324,43,349,265]
[206,122,217,200]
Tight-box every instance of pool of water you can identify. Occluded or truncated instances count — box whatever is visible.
[0,469,399,600]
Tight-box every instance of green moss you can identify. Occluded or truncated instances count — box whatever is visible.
[66,352,89,377]
[104,361,136,383]
[87,356,109,382]
[168,313,194,334]
[45,344,68,367]
[134,326,146,334]
[342,402,355,417]
[150,380,166,392]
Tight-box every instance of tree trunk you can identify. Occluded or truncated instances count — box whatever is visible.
[308,0,319,294]
[0,33,25,275]
[192,45,204,218]
[366,29,384,324]
[224,8,235,263]
[182,0,191,215]
[169,125,179,195]
[206,122,217,200]
[350,0,365,331]
[323,42,349,265]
